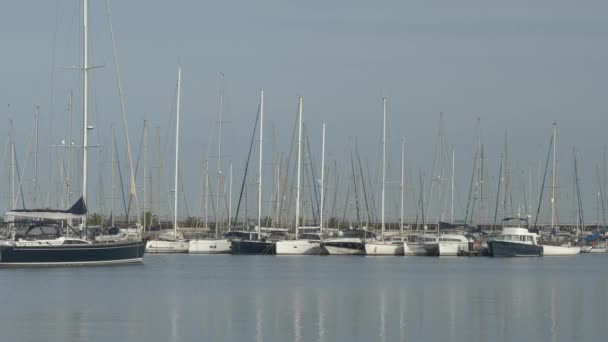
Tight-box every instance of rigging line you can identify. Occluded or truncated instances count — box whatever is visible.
[233,104,260,227]
[126,122,145,219]
[113,131,128,220]
[305,124,321,224]
[277,103,299,227]
[533,134,553,228]
[493,157,503,227]
[464,140,478,226]
[106,0,140,227]
[356,145,371,226]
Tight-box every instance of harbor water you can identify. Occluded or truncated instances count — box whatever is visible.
[1,254,607,341]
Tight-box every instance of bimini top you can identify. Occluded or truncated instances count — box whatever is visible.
[5,197,87,220]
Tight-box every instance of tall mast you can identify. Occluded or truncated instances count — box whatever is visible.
[451,145,455,225]
[174,65,182,237]
[67,91,73,207]
[82,0,89,220]
[320,123,326,233]
[551,122,557,229]
[216,73,224,238]
[381,97,386,239]
[295,97,303,238]
[229,161,233,228]
[33,106,39,207]
[156,126,162,227]
[111,125,115,226]
[400,138,405,239]
[143,119,147,231]
[205,160,209,229]
[257,90,264,235]
[9,118,14,209]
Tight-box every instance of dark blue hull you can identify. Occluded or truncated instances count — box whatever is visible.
[231,240,276,255]
[0,240,146,267]
[489,241,542,257]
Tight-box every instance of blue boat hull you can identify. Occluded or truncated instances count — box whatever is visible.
[231,240,276,255]
[0,240,146,267]
[489,240,542,257]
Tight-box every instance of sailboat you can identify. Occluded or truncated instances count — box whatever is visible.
[276,98,323,255]
[189,74,231,254]
[145,65,189,253]
[365,97,404,255]
[0,0,145,266]
[539,122,580,256]
[232,91,282,254]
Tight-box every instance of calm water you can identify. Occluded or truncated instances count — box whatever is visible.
[1,254,607,342]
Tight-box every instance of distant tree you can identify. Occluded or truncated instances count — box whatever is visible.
[182,216,200,228]
[142,211,158,229]
[327,217,339,228]
[263,216,273,227]
[87,213,103,226]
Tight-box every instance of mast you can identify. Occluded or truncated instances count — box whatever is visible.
[65,90,72,209]
[111,125,115,226]
[257,90,264,235]
[400,138,405,239]
[229,161,233,228]
[551,122,557,229]
[295,97,303,238]
[216,73,224,238]
[9,119,15,209]
[82,0,89,224]
[451,145,455,225]
[320,123,326,233]
[205,160,209,229]
[33,106,39,207]
[156,126,161,227]
[143,119,147,231]
[174,65,182,237]
[381,97,386,239]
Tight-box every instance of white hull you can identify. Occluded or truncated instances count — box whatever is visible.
[589,247,607,253]
[364,242,404,256]
[438,242,469,256]
[323,245,364,255]
[275,240,322,255]
[403,242,428,256]
[188,239,232,254]
[145,240,189,253]
[542,245,581,256]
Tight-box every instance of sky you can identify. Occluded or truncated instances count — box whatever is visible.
[1,0,607,226]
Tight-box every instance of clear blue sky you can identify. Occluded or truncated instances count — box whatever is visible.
[1,0,607,225]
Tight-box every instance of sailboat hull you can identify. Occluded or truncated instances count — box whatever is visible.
[275,240,322,255]
[438,242,468,256]
[542,245,581,256]
[231,240,276,255]
[145,240,189,253]
[364,242,404,255]
[0,240,145,267]
[188,239,232,254]
[403,242,429,256]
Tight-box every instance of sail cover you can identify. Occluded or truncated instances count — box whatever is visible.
[5,197,87,220]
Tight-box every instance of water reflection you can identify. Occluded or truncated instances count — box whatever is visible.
[1,256,608,341]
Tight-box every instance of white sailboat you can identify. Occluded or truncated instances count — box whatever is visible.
[541,122,580,256]
[365,97,404,255]
[438,146,472,256]
[146,65,189,253]
[276,97,323,255]
[189,74,231,254]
